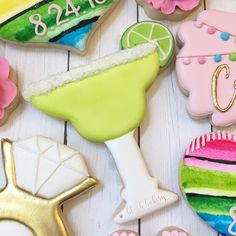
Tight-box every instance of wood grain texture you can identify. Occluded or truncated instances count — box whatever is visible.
[0,0,235,235]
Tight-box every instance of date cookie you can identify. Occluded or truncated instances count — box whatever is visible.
[0,0,119,54]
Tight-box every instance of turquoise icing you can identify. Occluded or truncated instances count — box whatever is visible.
[214,54,222,62]
[199,213,234,236]
[55,22,96,51]
[220,32,230,41]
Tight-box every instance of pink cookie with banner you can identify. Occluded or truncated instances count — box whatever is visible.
[176,10,236,127]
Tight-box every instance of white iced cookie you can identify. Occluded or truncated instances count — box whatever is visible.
[0,136,97,236]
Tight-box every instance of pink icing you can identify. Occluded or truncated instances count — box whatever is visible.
[162,231,187,236]
[185,158,236,173]
[197,56,206,64]
[145,0,201,15]
[186,132,236,161]
[207,26,216,34]
[0,58,17,120]
[176,10,236,127]
[112,232,137,236]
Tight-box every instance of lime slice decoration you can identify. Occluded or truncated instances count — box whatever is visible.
[121,21,174,68]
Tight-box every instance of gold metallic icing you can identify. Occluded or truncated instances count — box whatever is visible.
[212,64,236,112]
[0,139,97,236]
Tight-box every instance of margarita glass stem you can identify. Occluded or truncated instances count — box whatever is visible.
[105,131,158,200]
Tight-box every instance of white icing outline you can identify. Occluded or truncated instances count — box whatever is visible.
[23,43,157,100]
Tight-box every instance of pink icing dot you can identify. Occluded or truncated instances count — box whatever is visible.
[195,20,203,28]
[198,56,206,64]
[207,26,216,34]
[183,57,191,65]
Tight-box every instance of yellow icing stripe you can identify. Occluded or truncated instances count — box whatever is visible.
[0,0,42,24]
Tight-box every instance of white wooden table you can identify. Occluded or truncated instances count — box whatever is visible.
[0,0,235,235]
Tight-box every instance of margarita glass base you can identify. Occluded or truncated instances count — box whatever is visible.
[106,131,178,223]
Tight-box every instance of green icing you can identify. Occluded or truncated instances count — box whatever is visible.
[229,52,236,61]
[31,52,159,142]
[186,195,236,215]
[0,0,113,42]
[121,21,174,68]
[180,164,236,191]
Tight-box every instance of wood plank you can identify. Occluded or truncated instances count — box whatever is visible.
[63,0,139,235]
[138,1,216,235]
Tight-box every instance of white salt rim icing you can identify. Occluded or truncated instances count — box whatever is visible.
[23,42,157,101]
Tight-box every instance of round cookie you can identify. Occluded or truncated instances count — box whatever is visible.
[179,131,236,236]
[136,0,202,21]
[0,136,97,236]
[23,43,178,224]
[0,0,119,55]
[176,10,236,128]
[121,21,175,70]
[0,57,20,126]
[157,227,190,236]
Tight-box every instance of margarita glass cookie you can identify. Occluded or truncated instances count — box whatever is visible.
[180,131,236,236]
[23,43,178,224]
[176,10,236,127]
[157,227,190,236]
[0,0,119,55]
[121,21,175,70]
[0,136,96,236]
[136,0,202,21]
[0,57,20,126]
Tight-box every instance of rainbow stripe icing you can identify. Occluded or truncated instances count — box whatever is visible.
[0,0,117,53]
[180,131,236,236]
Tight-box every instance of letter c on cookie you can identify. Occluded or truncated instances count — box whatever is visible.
[212,64,236,112]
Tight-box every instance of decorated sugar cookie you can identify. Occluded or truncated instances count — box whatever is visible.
[157,226,190,236]
[121,21,175,69]
[136,0,202,21]
[176,10,236,127]
[111,230,139,236]
[0,136,96,236]
[180,131,236,236]
[0,57,20,126]
[23,43,178,224]
[0,0,119,54]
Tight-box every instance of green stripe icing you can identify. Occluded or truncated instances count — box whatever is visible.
[186,195,236,215]
[180,165,236,191]
[0,0,113,42]
[229,52,236,61]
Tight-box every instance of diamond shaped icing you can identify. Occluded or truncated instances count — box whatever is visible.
[13,136,89,198]
[0,0,119,54]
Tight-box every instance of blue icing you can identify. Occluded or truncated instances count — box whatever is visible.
[214,54,222,62]
[198,213,234,235]
[220,32,230,41]
[55,22,96,51]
